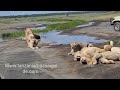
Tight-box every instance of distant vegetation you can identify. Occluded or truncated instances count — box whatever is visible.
[1,20,86,38]
[0,11,105,18]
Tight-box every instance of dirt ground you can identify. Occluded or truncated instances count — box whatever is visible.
[1,21,120,79]
[62,20,120,40]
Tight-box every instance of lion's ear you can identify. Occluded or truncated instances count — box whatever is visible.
[74,42,76,45]
[88,44,94,47]
[70,42,74,46]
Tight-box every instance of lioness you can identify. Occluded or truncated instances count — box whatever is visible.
[69,41,118,65]
[104,41,113,51]
[68,42,93,56]
[80,52,115,65]
[24,28,40,49]
[78,47,105,64]
[68,42,94,62]
[104,40,120,54]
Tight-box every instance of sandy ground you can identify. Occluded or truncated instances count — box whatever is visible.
[1,21,120,79]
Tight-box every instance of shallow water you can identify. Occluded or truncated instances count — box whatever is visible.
[40,31,107,45]
[76,22,95,28]
[38,22,107,45]
[0,38,4,43]
[30,26,46,30]
[0,38,3,42]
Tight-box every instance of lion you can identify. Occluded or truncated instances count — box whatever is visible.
[104,41,113,51]
[24,28,41,49]
[101,51,120,61]
[80,53,102,65]
[70,41,120,65]
[74,46,112,65]
[68,42,93,56]
[78,47,105,64]
[79,46,105,57]
[111,47,120,54]
[80,51,120,65]
[104,40,120,54]
[68,42,106,62]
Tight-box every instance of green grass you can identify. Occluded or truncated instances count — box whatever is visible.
[47,20,86,31]
[1,20,87,39]
[1,31,24,39]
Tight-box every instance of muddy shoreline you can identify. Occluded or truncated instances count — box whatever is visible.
[60,20,120,43]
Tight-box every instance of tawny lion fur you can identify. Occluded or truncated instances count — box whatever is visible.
[111,47,120,54]
[104,40,120,54]
[80,50,120,65]
[24,28,40,49]
[104,41,113,51]
[68,42,93,56]
[78,47,106,64]
[69,41,120,65]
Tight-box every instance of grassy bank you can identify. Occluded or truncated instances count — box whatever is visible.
[1,20,87,39]
[47,20,86,30]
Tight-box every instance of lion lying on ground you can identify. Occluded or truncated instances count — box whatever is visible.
[80,51,117,65]
[104,41,113,51]
[68,42,105,62]
[24,28,41,49]
[68,42,96,62]
[111,47,120,54]
[104,40,120,54]
[68,42,120,65]
[68,42,93,56]
[76,46,107,64]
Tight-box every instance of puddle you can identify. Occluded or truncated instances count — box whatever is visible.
[40,31,107,45]
[76,22,95,28]
[0,38,8,43]
[0,38,3,42]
